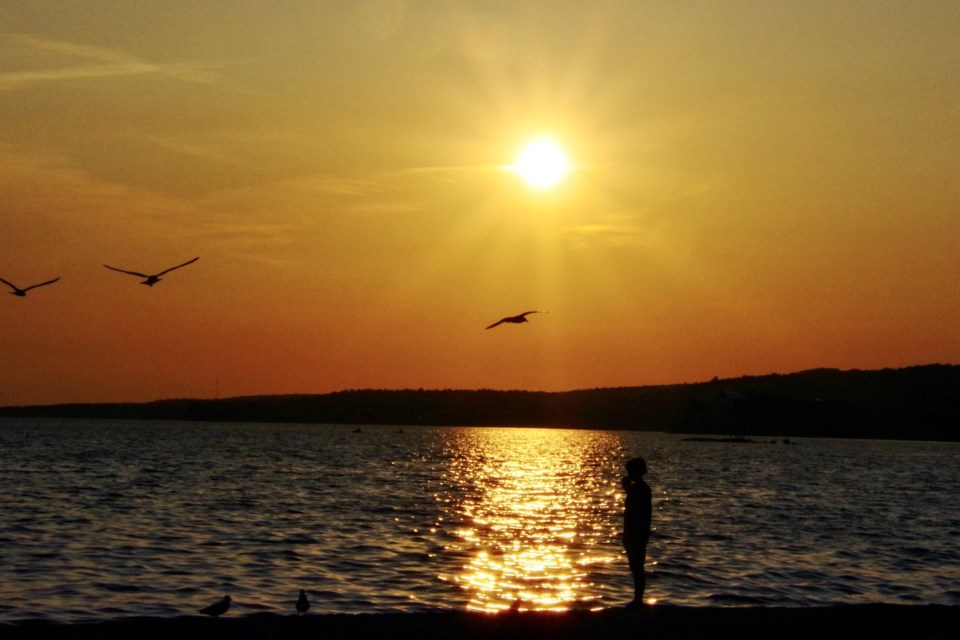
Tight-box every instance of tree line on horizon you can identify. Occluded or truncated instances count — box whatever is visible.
[2,364,957,441]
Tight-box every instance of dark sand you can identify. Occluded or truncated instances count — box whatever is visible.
[2,605,956,640]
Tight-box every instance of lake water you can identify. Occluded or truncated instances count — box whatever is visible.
[1,419,958,623]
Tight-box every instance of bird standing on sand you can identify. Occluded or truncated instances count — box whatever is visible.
[485,310,546,330]
[296,589,310,615]
[199,595,231,617]
[1,276,60,297]
[103,257,199,286]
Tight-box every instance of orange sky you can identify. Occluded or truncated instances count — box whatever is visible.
[2,2,959,406]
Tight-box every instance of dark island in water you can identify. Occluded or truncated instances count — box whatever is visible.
[2,364,958,442]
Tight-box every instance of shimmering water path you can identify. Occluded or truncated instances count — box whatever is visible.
[1,419,958,622]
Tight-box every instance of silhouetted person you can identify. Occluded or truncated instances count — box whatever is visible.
[622,456,652,606]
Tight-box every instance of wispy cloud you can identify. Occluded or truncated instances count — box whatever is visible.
[190,221,300,248]
[146,134,256,168]
[293,174,425,214]
[0,33,222,91]
[562,215,656,248]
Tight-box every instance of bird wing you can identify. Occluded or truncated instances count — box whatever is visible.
[156,256,199,276]
[519,310,545,318]
[0,277,18,291]
[23,277,60,291]
[485,318,506,330]
[103,264,150,278]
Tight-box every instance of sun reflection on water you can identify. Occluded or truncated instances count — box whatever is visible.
[436,428,623,612]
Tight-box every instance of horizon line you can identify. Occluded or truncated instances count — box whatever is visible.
[2,362,956,410]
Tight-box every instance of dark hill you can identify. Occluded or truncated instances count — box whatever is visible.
[1,364,957,441]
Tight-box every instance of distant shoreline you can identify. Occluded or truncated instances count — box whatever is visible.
[2,364,958,442]
[3,605,956,640]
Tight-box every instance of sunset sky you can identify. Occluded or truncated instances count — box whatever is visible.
[2,1,959,406]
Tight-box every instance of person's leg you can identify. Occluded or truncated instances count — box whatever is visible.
[625,545,646,603]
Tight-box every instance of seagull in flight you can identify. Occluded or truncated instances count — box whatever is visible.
[103,257,199,286]
[199,595,231,617]
[0,276,60,297]
[485,310,547,330]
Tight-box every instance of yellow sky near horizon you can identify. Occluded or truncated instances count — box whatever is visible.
[2,1,959,406]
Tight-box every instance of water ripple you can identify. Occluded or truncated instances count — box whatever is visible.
[1,420,958,621]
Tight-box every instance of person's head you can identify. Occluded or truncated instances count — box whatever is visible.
[625,457,647,478]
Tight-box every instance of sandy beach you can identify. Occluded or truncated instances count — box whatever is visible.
[3,605,956,640]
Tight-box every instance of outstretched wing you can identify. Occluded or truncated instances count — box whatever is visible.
[0,277,18,292]
[486,310,547,329]
[23,277,60,291]
[104,264,150,278]
[156,256,199,277]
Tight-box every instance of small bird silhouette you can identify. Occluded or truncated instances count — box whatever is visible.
[1,277,60,297]
[296,589,310,615]
[103,257,199,286]
[485,310,546,330]
[199,595,231,617]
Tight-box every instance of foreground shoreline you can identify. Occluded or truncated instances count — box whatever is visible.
[3,605,956,639]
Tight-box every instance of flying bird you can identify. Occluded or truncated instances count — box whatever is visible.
[296,589,310,615]
[485,310,547,330]
[0,277,60,297]
[103,257,199,286]
[199,595,231,617]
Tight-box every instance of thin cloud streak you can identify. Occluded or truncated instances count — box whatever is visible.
[0,33,223,91]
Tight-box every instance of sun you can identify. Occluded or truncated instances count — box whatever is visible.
[510,138,570,190]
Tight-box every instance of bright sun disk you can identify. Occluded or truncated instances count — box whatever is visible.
[511,139,569,190]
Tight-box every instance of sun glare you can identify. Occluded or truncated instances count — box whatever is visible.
[511,139,569,190]
[442,429,619,612]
